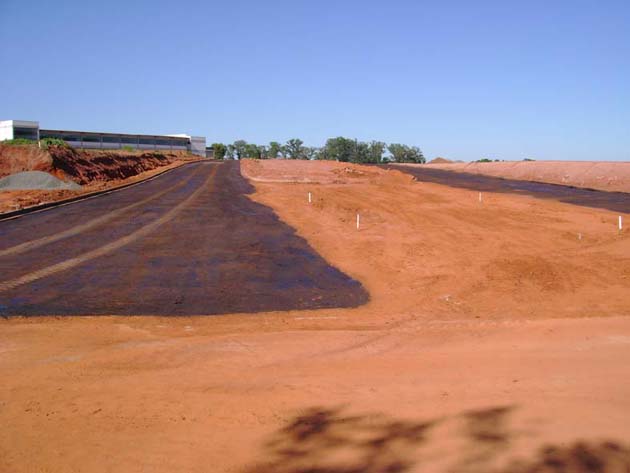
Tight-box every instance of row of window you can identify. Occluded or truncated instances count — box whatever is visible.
[40,133,188,148]
[13,127,39,140]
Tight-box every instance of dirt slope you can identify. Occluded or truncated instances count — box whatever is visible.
[244,159,630,321]
[48,146,183,184]
[1,159,629,473]
[0,144,200,213]
[242,158,409,185]
[0,143,53,178]
[416,160,630,193]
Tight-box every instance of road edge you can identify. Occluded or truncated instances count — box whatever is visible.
[0,160,207,222]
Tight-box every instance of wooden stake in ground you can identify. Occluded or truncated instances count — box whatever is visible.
[308,192,312,204]
[356,213,360,230]
[619,215,623,232]
[479,192,482,203]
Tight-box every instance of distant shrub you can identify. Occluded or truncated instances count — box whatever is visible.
[523,158,536,161]
[121,145,134,152]
[40,137,70,149]
[2,138,36,146]
[476,158,493,163]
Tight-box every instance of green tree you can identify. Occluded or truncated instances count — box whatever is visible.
[268,141,282,159]
[232,140,248,160]
[226,144,235,159]
[353,141,371,163]
[212,143,227,160]
[258,145,269,159]
[244,143,262,159]
[304,146,320,160]
[284,138,305,159]
[368,141,386,163]
[387,143,425,163]
[323,137,355,162]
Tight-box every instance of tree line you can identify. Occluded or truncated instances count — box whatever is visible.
[210,137,425,163]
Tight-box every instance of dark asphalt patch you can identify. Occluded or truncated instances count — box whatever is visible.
[0,162,368,316]
[388,165,630,214]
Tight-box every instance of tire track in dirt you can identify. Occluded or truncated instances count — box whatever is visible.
[0,165,204,258]
[0,165,217,293]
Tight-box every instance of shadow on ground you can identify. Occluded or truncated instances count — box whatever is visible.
[245,406,630,473]
[387,165,630,214]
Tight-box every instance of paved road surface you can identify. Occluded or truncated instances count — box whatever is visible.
[0,161,367,316]
[388,165,630,214]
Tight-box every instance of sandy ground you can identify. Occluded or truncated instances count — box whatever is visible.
[417,160,630,193]
[1,159,630,472]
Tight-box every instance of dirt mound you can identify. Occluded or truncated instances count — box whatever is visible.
[422,160,630,193]
[48,146,180,185]
[0,144,198,186]
[428,157,453,164]
[0,171,81,190]
[0,144,201,214]
[0,144,54,178]
[241,159,412,185]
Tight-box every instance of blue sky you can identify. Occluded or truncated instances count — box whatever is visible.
[1,0,629,161]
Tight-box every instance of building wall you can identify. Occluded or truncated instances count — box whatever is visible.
[40,130,190,153]
[1,120,205,157]
[0,120,40,141]
[190,136,207,157]
[0,121,13,141]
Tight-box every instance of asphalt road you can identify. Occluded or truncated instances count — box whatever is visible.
[0,161,368,316]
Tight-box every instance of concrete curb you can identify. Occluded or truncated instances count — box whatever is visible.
[0,160,207,222]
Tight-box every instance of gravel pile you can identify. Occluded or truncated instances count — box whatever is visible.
[0,171,81,190]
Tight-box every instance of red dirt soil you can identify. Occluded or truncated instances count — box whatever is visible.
[0,144,200,213]
[242,158,412,185]
[419,160,630,193]
[1,159,629,472]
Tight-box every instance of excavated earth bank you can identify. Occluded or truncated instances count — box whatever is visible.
[0,144,200,213]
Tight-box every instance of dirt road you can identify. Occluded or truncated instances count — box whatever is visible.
[1,159,629,472]
[388,164,630,214]
[417,160,630,194]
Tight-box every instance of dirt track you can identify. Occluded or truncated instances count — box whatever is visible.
[0,161,365,315]
[419,160,630,193]
[388,163,630,214]
[1,159,629,472]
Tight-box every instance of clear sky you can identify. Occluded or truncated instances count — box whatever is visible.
[1,0,629,161]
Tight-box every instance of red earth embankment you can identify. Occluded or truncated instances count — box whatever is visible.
[0,144,201,213]
[419,160,630,193]
[1,159,630,472]
[241,158,413,185]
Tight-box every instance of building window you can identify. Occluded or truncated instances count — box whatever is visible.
[14,127,38,140]
[40,133,63,140]
[82,135,101,143]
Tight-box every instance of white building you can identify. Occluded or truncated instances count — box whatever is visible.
[0,119,207,157]
[0,120,40,142]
